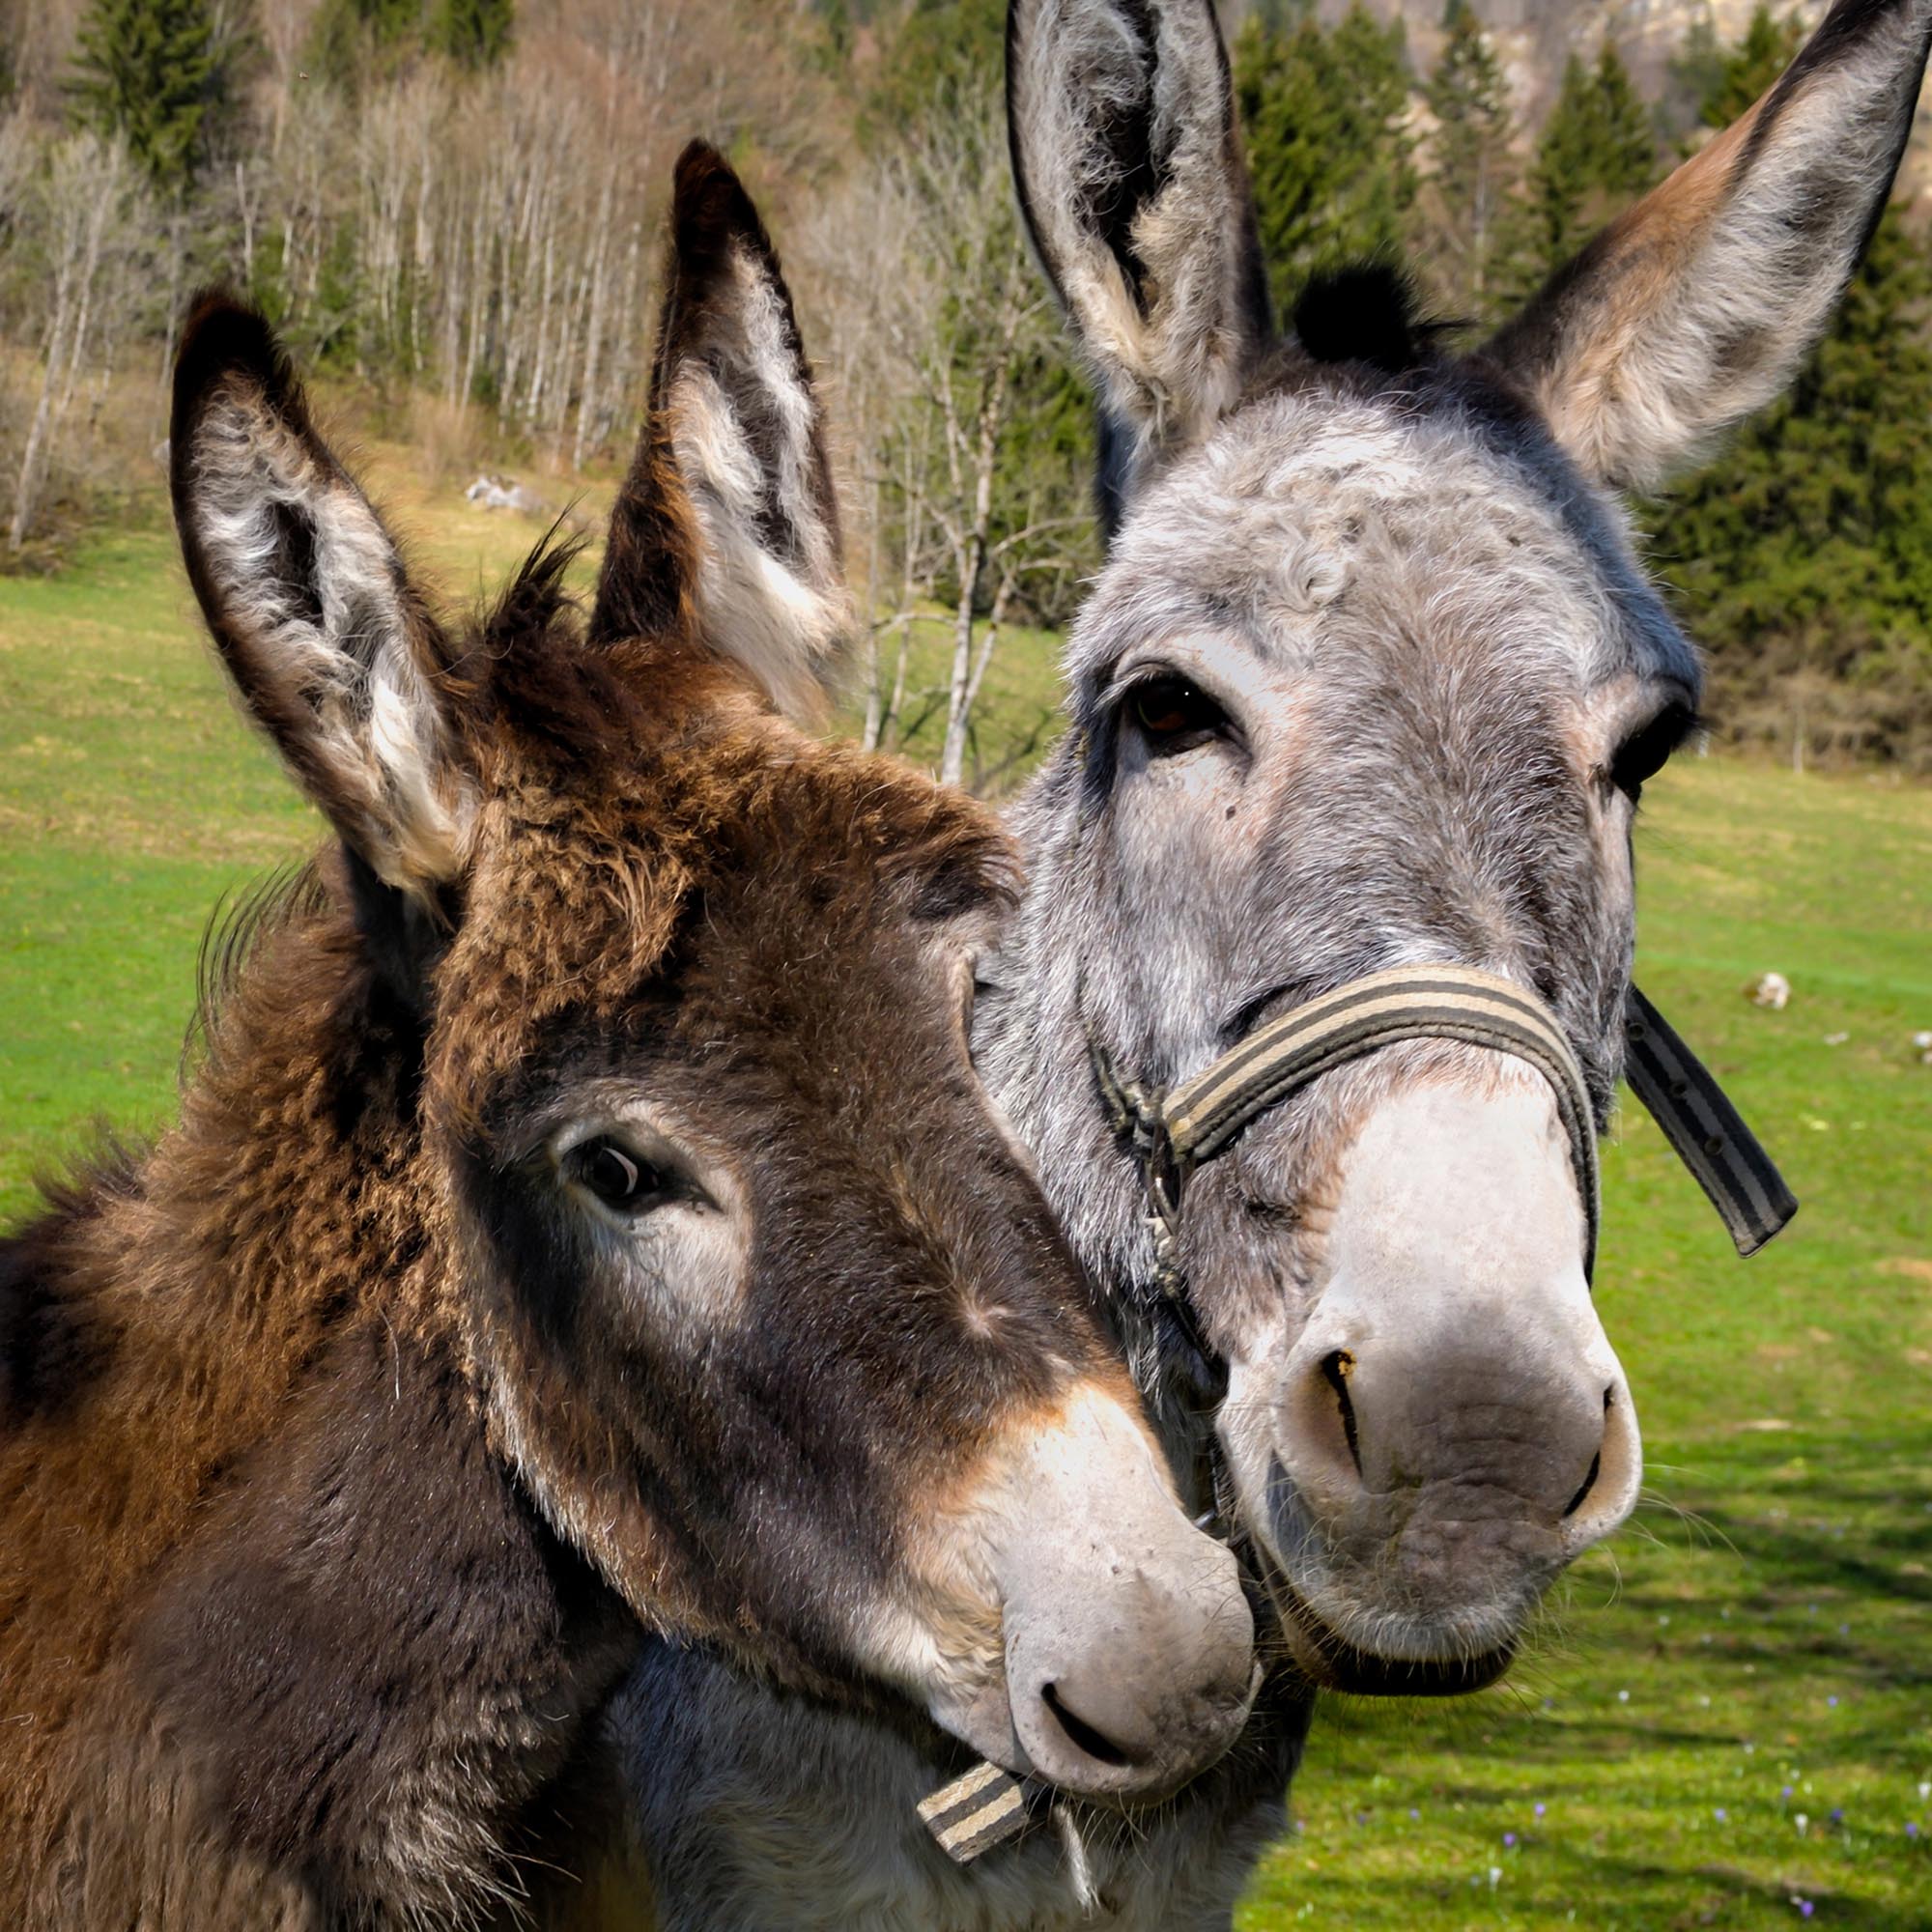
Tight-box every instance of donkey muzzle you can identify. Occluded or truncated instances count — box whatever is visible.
[928,1384,1256,1804]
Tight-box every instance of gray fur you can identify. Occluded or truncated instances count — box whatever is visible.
[611,1650,1304,1932]
[1006,0,1269,500]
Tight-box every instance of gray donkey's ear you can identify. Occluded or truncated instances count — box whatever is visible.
[1484,0,1932,494]
[1008,0,1270,521]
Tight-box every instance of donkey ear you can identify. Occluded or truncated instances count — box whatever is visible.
[1008,0,1271,515]
[171,294,472,895]
[1484,0,1932,493]
[589,142,847,722]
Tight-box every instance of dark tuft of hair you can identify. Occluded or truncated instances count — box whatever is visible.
[1293,263,1451,375]
[477,534,659,773]
[1,1144,141,1419]
[483,522,587,655]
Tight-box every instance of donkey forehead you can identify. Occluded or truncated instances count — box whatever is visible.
[1072,386,1699,699]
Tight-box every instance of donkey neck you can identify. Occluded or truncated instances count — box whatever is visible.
[0,851,635,1925]
[3,859,442,1631]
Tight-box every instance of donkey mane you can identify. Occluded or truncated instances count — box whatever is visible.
[1289,263,1451,375]
[188,863,330,1066]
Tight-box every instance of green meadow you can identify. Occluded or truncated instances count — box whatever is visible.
[1,469,1927,1930]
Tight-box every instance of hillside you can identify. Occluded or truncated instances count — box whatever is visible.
[1326,0,1811,100]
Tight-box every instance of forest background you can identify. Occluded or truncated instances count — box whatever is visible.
[2,0,1931,780]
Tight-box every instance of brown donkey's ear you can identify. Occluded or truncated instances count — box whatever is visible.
[171,294,472,895]
[1484,0,1932,494]
[589,141,847,722]
[1008,0,1270,515]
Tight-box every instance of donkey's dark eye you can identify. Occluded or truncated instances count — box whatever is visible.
[1128,676,1227,753]
[1608,702,1698,802]
[572,1138,672,1214]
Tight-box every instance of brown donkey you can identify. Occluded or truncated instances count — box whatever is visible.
[0,146,1255,1927]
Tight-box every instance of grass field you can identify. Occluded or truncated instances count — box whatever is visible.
[2,459,1928,1930]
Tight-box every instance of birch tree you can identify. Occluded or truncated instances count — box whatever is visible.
[10,134,149,550]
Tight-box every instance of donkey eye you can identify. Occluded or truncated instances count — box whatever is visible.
[1128,676,1228,753]
[1608,702,1698,802]
[571,1137,673,1214]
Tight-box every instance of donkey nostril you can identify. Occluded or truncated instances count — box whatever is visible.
[1039,1683,1136,1769]
[1321,1350,1364,1479]
[1563,1450,1603,1519]
[1563,1387,1615,1519]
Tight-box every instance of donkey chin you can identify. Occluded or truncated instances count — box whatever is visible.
[1220,1079,1645,1697]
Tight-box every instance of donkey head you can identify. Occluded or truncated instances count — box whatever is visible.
[1003,0,1928,1690]
[168,144,1256,1801]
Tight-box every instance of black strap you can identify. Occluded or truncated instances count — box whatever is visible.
[1621,986,1799,1256]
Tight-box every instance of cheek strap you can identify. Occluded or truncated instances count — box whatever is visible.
[1620,985,1797,1257]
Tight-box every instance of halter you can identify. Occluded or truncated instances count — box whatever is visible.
[1088,964,1798,1308]
[919,964,1796,1867]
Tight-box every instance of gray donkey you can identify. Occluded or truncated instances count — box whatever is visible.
[583,1,1928,1926]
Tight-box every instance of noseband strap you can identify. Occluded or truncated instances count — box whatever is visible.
[1090,966,1797,1306]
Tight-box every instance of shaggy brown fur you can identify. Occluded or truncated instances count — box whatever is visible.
[0,146,1134,1927]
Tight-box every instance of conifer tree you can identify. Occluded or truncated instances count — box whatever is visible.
[1699,4,1803,127]
[1659,13,1723,143]
[429,0,512,71]
[862,0,1004,141]
[1424,0,1514,318]
[1499,39,1657,300]
[69,0,229,196]
[1504,55,1594,296]
[1233,1,1417,320]
[1653,22,1932,763]
[1588,38,1657,192]
[307,0,422,93]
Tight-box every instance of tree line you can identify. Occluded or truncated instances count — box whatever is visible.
[2,0,1928,773]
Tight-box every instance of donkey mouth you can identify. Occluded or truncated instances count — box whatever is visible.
[1264,1577,1514,1697]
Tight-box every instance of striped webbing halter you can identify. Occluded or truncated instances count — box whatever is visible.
[1088,964,1797,1311]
